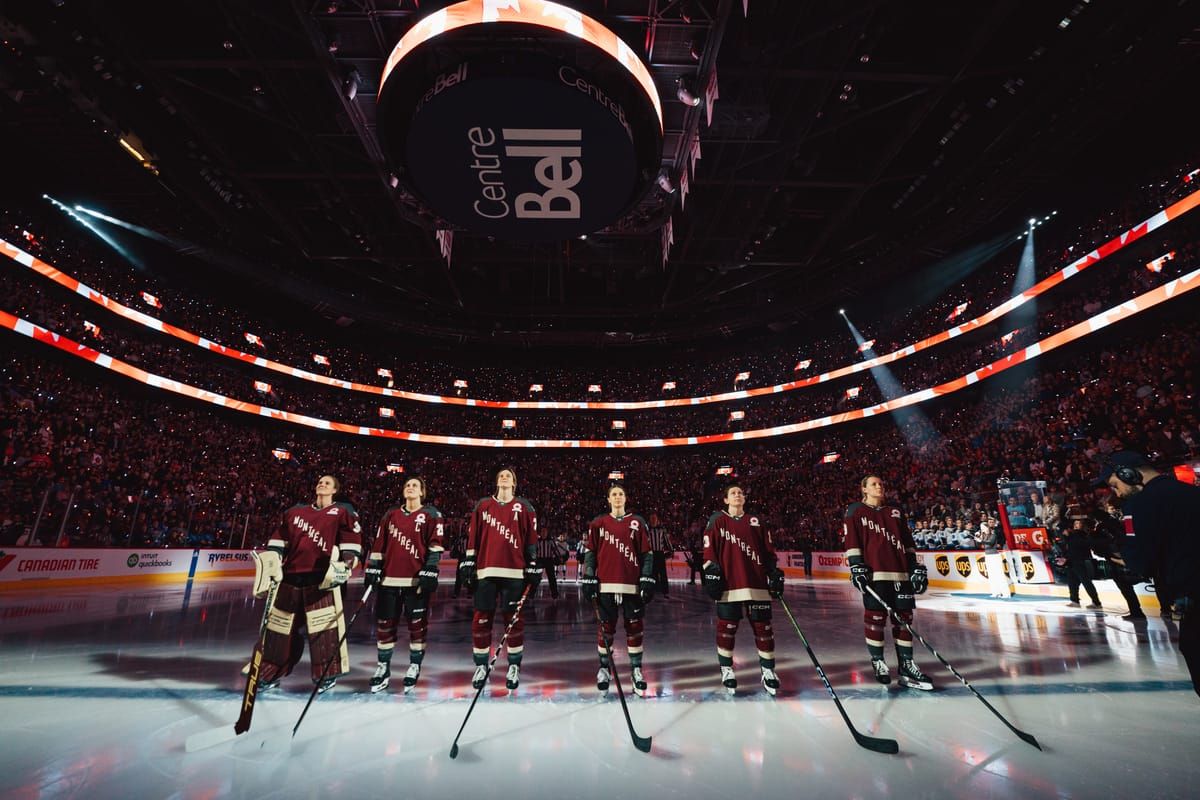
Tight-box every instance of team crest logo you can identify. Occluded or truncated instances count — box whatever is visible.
[976,555,988,578]
[630,520,640,530]
[416,513,427,526]
[1020,555,1035,581]
[955,555,972,578]
[512,503,523,516]
[935,554,950,576]
[891,509,901,519]
[750,517,760,526]
[327,507,340,515]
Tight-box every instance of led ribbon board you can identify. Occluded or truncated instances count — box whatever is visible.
[377,0,663,240]
[5,187,1197,410]
[4,268,1197,448]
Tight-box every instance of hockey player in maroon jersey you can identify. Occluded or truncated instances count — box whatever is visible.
[364,476,444,693]
[844,475,933,690]
[256,474,363,693]
[581,483,655,696]
[702,483,785,696]
[461,466,540,691]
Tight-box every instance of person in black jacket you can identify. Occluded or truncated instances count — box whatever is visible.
[1091,502,1146,620]
[1061,519,1102,609]
[1099,451,1200,697]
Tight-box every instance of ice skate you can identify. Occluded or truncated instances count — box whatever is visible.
[369,662,390,693]
[632,666,647,697]
[596,667,610,692]
[505,664,521,690]
[720,665,737,694]
[403,663,420,692]
[871,657,891,685]
[898,658,934,691]
[471,664,488,690]
[760,666,779,697]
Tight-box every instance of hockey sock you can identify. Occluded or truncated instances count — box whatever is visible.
[716,619,738,664]
[597,619,617,653]
[377,617,398,664]
[503,609,524,665]
[625,618,644,658]
[864,610,887,660]
[599,653,611,669]
[407,615,428,663]
[472,610,494,664]
[629,651,643,668]
[718,654,734,668]
[750,619,775,668]
[894,610,914,661]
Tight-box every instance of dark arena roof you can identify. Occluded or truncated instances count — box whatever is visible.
[2,0,1196,352]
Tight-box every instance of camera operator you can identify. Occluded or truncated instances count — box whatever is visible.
[1097,451,1200,697]
[1090,501,1146,621]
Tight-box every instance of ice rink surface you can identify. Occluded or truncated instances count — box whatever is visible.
[1,576,1196,799]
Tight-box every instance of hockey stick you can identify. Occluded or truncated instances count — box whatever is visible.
[862,584,1042,751]
[449,583,532,759]
[590,597,652,753]
[291,584,374,739]
[231,578,280,736]
[241,579,281,676]
[777,596,899,755]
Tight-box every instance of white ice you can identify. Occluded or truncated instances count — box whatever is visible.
[0,576,1196,799]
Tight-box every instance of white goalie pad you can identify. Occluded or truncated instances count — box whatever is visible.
[252,550,283,598]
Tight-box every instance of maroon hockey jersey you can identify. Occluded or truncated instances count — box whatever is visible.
[467,496,538,580]
[703,510,775,602]
[842,501,915,581]
[585,513,651,594]
[269,501,363,576]
[370,504,445,587]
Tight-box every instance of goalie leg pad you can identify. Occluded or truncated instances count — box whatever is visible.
[259,582,302,683]
[305,586,348,680]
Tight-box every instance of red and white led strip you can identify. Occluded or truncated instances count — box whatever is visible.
[3,268,1197,449]
[2,187,1197,411]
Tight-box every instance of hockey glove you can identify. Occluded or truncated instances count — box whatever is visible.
[523,558,543,590]
[767,568,785,599]
[364,558,383,588]
[702,563,726,600]
[850,563,872,593]
[417,566,439,596]
[639,575,657,603]
[580,574,599,603]
[458,556,477,593]
[910,564,928,595]
[327,561,350,589]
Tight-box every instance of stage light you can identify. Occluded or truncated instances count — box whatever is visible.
[676,76,701,107]
[839,308,845,315]
[1028,218,1036,226]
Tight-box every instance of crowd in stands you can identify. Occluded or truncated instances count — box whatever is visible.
[2,310,1196,559]
[2,165,1197,556]
[2,209,1196,443]
[1,163,1195,405]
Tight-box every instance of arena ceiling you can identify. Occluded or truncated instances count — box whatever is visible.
[1,0,1196,348]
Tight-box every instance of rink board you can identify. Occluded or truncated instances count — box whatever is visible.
[0,547,255,588]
